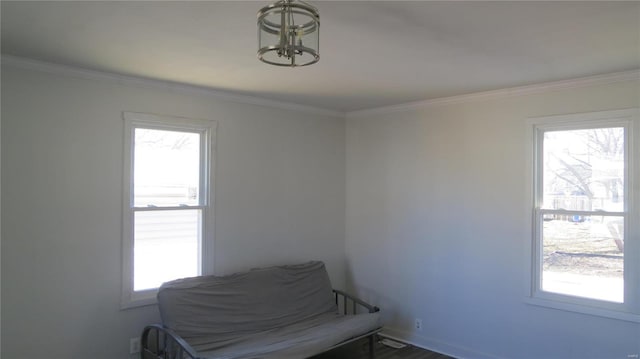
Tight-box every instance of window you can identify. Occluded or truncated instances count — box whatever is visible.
[122,112,216,308]
[529,108,639,321]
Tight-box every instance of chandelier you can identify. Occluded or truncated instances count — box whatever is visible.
[257,0,320,67]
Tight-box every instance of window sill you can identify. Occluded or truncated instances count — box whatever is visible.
[121,290,159,310]
[525,296,640,323]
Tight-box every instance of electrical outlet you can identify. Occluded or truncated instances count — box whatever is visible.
[129,337,141,354]
[414,318,423,331]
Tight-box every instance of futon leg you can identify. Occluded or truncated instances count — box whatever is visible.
[368,334,375,358]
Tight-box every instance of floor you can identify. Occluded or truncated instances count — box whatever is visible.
[311,336,453,359]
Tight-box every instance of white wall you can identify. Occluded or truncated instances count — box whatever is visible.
[346,80,640,358]
[4,59,639,359]
[0,65,346,359]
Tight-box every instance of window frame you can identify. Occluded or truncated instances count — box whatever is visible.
[526,108,640,322]
[121,112,216,309]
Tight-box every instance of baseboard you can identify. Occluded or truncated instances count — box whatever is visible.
[379,327,503,359]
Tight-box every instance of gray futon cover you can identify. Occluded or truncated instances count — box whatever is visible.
[157,261,381,359]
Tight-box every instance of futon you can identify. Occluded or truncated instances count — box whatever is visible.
[141,261,382,359]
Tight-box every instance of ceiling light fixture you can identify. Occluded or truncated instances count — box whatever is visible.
[257,0,320,67]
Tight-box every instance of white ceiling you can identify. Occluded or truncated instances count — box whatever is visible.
[2,1,639,112]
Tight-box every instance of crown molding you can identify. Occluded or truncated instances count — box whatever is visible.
[346,69,640,119]
[0,54,344,118]
[3,55,638,120]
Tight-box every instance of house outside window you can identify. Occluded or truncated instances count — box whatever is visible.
[528,108,639,321]
[121,112,216,308]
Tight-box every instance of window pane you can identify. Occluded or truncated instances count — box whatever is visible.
[134,128,201,207]
[134,210,200,291]
[542,128,624,211]
[542,215,624,302]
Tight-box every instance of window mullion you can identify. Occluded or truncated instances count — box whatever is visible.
[133,205,206,212]
[539,209,625,216]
